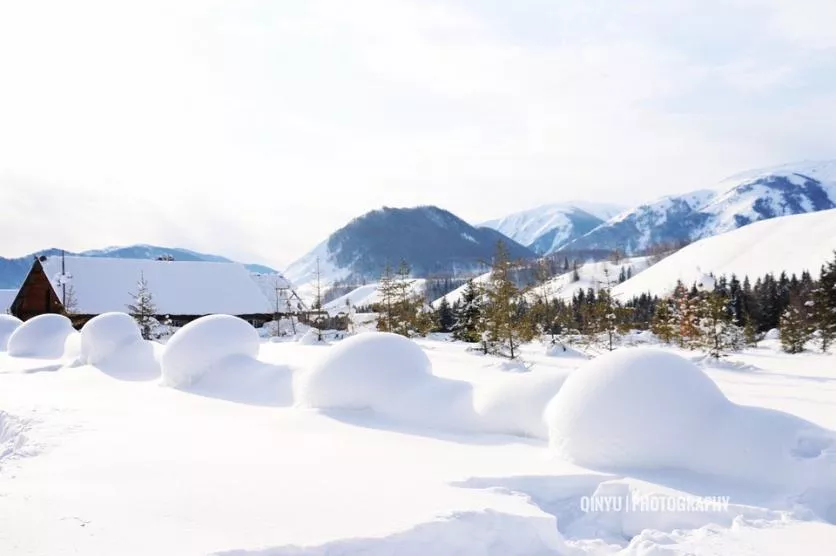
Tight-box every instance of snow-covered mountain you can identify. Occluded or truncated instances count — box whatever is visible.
[613,208,836,300]
[284,206,536,294]
[0,244,276,289]
[564,161,836,254]
[480,204,605,255]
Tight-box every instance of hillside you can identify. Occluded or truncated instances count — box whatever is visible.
[613,208,836,300]
[564,160,836,254]
[284,206,535,294]
[480,204,607,254]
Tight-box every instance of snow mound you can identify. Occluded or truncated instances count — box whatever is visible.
[764,328,780,340]
[295,332,476,429]
[545,342,587,358]
[161,315,259,388]
[298,328,326,345]
[473,371,569,439]
[80,313,142,365]
[0,314,22,352]
[546,348,836,512]
[6,314,75,358]
[546,348,727,469]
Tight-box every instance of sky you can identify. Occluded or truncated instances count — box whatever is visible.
[1,0,835,269]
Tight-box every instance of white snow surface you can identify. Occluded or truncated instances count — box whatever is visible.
[6,314,75,358]
[41,255,273,316]
[324,279,427,315]
[547,348,836,519]
[481,201,626,249]
[295,332,477,430]
[80,312,142,366]
[2,325,836,553]
[161,315,260,388]
[614,209,836,299]
[525,256,654,303]
[0,314,22,351]
[282,240,350,302]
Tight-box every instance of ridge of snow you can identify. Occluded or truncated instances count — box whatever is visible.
[613,208,836,299]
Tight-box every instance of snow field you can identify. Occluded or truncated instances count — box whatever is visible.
[6,313,76,358]
[161,314,261,387]
[0,314,22,351]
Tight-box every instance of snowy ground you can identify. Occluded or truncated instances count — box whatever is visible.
[1,327,835,555]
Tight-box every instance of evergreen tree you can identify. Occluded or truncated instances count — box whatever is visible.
[435,297,455,333]
[672,281,700,348]
[127,272,156,340]
[376,263,397,333]
[780,295,811,354]
[813,252,836,352]
[698,291,738,358]
[572,261,580,282]
[651,301,676,344]
[482,242,534,359]
[452,280,483,342]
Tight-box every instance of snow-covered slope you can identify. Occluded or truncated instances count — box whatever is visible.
[566,160,836,254]
[613,208,836,299]
[524,257,654,303]
[323,279,428,315]
[284,206,535,295]
[433,256,653,307]
[480,204,605,254]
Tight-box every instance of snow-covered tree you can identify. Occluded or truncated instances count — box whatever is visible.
[434,297,455,332]
[127,272,156,340]
[780,296,811,354]
[697,291,738,358]
[651,301,676,344]
[452,280,483,342]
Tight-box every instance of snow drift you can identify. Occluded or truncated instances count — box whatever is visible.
[295,332,476,430]
[0,315,22,352]
[80,313,142,365]
[473,371,569,439]
[79,313,159,379]
[546,348,836,516]
[6,314,76,358]
[161,315,260,388]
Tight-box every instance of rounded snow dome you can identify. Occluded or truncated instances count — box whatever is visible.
[161,315,259,387]
[0,314,23,351]
[546,348,728,469]
[80,312,142,365]
[295,332,432,410]
[7,314,75,358]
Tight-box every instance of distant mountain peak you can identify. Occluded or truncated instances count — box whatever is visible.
[284,205,535,294]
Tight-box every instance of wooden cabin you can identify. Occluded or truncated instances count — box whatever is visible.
[10,255,300,328]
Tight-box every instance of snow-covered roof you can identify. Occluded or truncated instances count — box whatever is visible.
[39,256,276,315]
[0,289,17,313]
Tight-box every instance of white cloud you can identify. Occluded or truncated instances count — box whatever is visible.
[0,0,834,268]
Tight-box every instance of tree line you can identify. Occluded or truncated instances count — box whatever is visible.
[373,241,836,359]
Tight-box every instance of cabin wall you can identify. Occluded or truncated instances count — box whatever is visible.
[11,260,65,321]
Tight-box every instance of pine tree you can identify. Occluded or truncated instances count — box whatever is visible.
[672,281,700,348]
[572,261,580,282]
[435,297,455,333]
[452,280,483,342]
[376,263,397,333]
[482,242,533,359]
[780,296,811,354]
[63,283,78,316]
[651,301,676,344]
[698,291,738,358]
[127,272,156,340]
[813,252,836,353]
